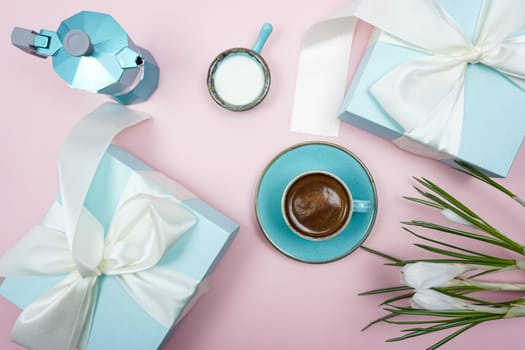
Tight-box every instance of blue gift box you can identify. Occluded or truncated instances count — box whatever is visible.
[0,145,239,349]
[339,0,525,177]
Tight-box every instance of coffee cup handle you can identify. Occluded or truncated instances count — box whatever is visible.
[353,200,372,213]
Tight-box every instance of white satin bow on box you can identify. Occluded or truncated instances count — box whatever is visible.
[291,0,525,156]
[0,104,200,350]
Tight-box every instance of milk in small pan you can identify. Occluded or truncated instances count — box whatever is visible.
[208,23,273,111]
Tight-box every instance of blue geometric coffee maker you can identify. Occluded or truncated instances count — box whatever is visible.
[11,11,159,104]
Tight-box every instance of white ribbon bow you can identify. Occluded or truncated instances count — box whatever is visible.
[291,0,525,155]
[0,104,199,350]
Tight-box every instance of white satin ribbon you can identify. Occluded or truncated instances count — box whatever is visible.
[291,0,525,156]
[0,103,200,350]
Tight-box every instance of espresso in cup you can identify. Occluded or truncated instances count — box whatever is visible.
[282,171,352,240]
[282,170,372,240]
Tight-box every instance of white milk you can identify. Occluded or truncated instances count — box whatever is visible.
[213,54,265,106]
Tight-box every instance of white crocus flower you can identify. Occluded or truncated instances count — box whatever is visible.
[401,262,472,289]
[441,208,474,227]
[411,289,507,314]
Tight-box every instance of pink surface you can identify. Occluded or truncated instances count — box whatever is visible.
[1,1,525,349]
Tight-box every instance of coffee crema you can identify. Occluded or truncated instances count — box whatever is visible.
[284,172,350,239]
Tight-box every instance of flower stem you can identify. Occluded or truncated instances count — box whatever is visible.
[450,278,525,291]
[514,196,525,208]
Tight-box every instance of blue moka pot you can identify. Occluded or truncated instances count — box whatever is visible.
[11,11,159,104]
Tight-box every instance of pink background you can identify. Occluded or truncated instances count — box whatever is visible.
[1,0,525,349]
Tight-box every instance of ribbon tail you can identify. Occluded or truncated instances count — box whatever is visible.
[117,267,199,329]
[58,103,150,277]
[77,283,98,350]
[290,5,358,136]
[10,272,98,350]
[0,225,73,277]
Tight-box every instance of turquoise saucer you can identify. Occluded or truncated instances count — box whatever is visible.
[255,142,377,263]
